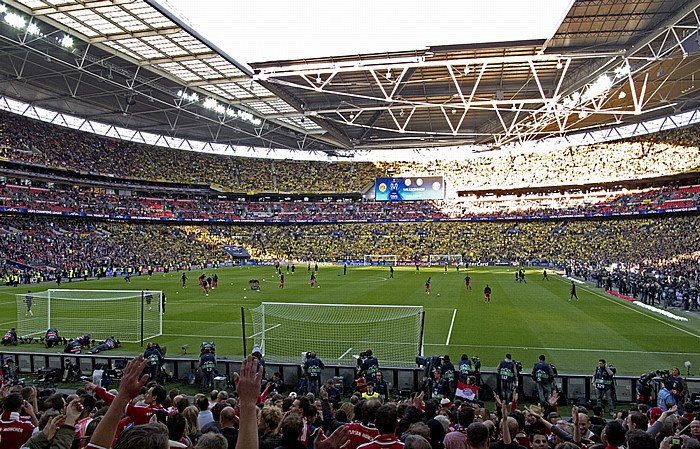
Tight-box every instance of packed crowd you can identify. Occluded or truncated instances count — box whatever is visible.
[0,110,381,194]
[379,125,700,192]
[2,110,700,196]
[0,181,698,223]
[1,215,699,282]
[1,351,699,449]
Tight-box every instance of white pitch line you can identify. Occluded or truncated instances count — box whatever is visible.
[249,324,281,339]
[423,342,700,356]
[163,319,241,325]
[162,333,240,340]
[446,309,457,345]
[552,276,700,341]
[339,347,353,360]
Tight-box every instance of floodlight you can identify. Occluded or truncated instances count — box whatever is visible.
[203,97,217,109]
[0,3,7,14]
[556,59,563,70]
[26,22,40,36]
[59,34,73,48]
[5,12,25,29]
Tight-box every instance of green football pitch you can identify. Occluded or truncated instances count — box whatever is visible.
[1,265,698,376]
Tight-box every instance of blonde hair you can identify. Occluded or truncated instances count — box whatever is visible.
[182,405,201,436]
[258,406,283,433]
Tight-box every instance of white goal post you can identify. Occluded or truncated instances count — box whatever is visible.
[363,254,398,266]
[250,302,424,367]
[16,289,163,344]
[429,254,463,266]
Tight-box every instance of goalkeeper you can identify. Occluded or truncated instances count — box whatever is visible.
[90,336,120,354]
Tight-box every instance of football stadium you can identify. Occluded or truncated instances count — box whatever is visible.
[0,0,700,448]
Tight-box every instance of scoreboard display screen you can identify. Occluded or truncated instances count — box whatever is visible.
[375,176,445,201]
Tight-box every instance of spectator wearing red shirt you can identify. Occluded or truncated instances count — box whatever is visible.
[0,393,36,449]
[87,381,166,434]
[357,403,403,448]
[345,399,381,449]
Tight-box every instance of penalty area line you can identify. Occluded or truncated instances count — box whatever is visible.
[338,347,353,361]
[249,324,281,339]
[446,309,457,345]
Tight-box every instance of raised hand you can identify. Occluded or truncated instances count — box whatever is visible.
[316,425,350,449]
[118,355,149,400]
[42,414,66,440]
[234,355,261,406]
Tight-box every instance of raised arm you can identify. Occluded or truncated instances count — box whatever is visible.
[86,356,149,449]
[235,356,262,449]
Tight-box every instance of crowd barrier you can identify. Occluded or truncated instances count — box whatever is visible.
[2,351,698,405]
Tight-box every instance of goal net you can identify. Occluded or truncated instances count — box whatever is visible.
[250,302,423,367]
[363,255,398,266]
[429,254,463,266]
[15,289,162,343]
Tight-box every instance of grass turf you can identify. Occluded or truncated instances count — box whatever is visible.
[1,265,698,376]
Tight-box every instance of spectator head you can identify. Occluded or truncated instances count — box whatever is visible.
[427,418,446,448]
[690,419,700,440]
[375,403,398,435]
[531,429,548,449]
[627,430,657,449]
[578,412,591,435]
[457,406,475,427]
[43,393,66,413]
[113,422,168,449]
[148,385,167,405]
[2,393,23,413]
[409,422,431,441]
[547,411,561,424]
[539,355,546,362]
[196,395,209,412]
[194,432,227,449]
[209,402,226,423]
[434,414,450,432]
[467,422,490,449]
[602,420,626,447]
[167,413,187,442]
[259,406,283,434]
[627,411,648,431]
[219,406,235,428]
[506,417,519,439]
[363,399,382,424]
[405,434,432,449]
[182,405,200,436]
[279,413,303,440]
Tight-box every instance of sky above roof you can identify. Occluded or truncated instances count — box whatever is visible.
[161,0,575,65]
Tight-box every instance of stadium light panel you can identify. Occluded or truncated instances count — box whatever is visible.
[0,3,6,14]
[59,34,73,48]
[26,22,40,36]
[5,12,25,29]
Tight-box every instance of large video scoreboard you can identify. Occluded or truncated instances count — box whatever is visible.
[375,176,445,201]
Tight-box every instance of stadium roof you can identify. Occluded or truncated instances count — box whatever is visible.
[0,0,699,157]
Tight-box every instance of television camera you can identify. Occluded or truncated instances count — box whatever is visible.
[416,355,443,379]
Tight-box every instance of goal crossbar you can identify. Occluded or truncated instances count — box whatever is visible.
[250,302,423,367]
[16,289,163,344]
